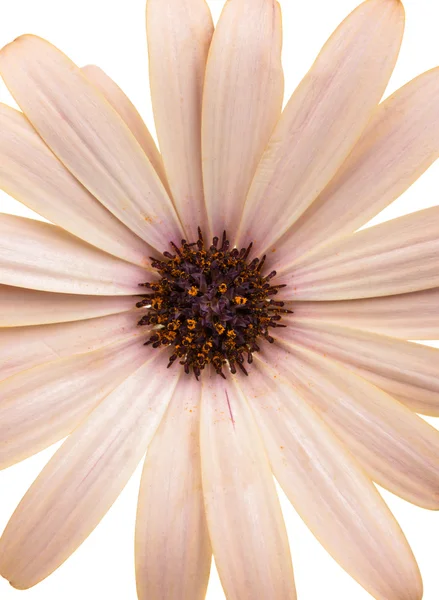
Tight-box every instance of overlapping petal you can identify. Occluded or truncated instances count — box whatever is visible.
[0,35,183,249]
[0,335,149,470]
[237,0,405,253]
[202,0,284,242]
[285,207,439,300]
[147,0,213,238]
[242,360,422,600]
[279,320,439,415]
[136,377,211,600]
[0,352,180,589]
[270,67,439,269]
[0,103,152,266]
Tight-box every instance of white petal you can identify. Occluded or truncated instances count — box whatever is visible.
[288,289,439,340]
[0,213,148,295]
[237,0,404,253]
[0,285,133,327]
[279,319,439,416]
[147,0,213,239]
[0,35,183,249]
[81,65,169,193]
[136,377,211,600]
[200,374,296,600]
[242,360,422,600]
[202,0,284,241]
[0,311,142,382]
[0,335,149,469]
[0,103,152,266]
[270,67,439,269]
[286,207,439,300]
[0,352,179,589]
[264,342,439,509]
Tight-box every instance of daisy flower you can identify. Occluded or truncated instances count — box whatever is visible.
[0,0,438,598]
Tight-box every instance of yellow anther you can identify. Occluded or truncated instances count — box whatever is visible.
[218,283,228,293]
[215,323,226,335]
[234,296,247,305]
[187,319,197,330]
[188,286,198,297]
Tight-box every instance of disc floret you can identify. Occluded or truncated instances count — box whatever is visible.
[137,229,289,379]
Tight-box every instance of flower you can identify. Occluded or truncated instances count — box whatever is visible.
[0,0,438,598]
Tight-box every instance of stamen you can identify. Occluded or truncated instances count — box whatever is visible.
[137,230,288,379]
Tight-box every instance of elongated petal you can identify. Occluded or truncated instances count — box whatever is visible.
[270,67,439,268]
[0,35,183,249]
[0,214,148,295]
[242,361,422,600]
[200,375,296,600]
[147,0,213,239]
[288,289,439,340]
[0,286,133,327]
[0,311,142,382]
[0,103,152,266]
[237,0,404,253]
[0,352,179,589]
[0,336,148,469]
[264,342,439,509]
[287,206,439,300]
[203,0,284,242]
[279,320,439,415]
[136,377,211,600]
[81,65,169,193]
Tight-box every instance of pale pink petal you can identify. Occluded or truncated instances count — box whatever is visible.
[288,289,439,340]
[286,206,439,300]
[0,311,142,382]
[136,377,211,600]
[0,352,179,589]
[279,320,439,416]
[200,375,296,600]
[0,335,149,469]
[270,67,439,269]
[0,103,153,266]
[203,0,284,242]
[0,35,183,249]
[0,214,148,295]
[81,65,170,194]
[237,0,404,253]
[147,0,213,239]
[263,342,439,509]
[0,286,134,327]
[241,361,422,600]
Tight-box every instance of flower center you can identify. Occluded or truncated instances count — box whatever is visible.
[137,229,290,379]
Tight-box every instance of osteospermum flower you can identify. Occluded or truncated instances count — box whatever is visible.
[0,0,439,598]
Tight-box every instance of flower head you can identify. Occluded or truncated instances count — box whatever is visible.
[0,0,438,599]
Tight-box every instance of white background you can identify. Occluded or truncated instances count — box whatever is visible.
[0,0,438,598]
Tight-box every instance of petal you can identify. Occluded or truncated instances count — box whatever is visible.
[203,0,284,242]
[147,0,213,239]
[0,103,152,266]
[0,351,179,589]
[0,286,133,327]
[265,342,439,509]
[287,206,439,300]
[81,64,169,193]
[0,311,142,382]
[242,360,422,600]
[200,374,296,600]
[0,335,149,470]
[0,213,148,295]
[136,377,211,600]
[270,67,439,269]
[279,319,439,416]
[288,288,439,340]
[237,0,404,253]
[0,35,183,249]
